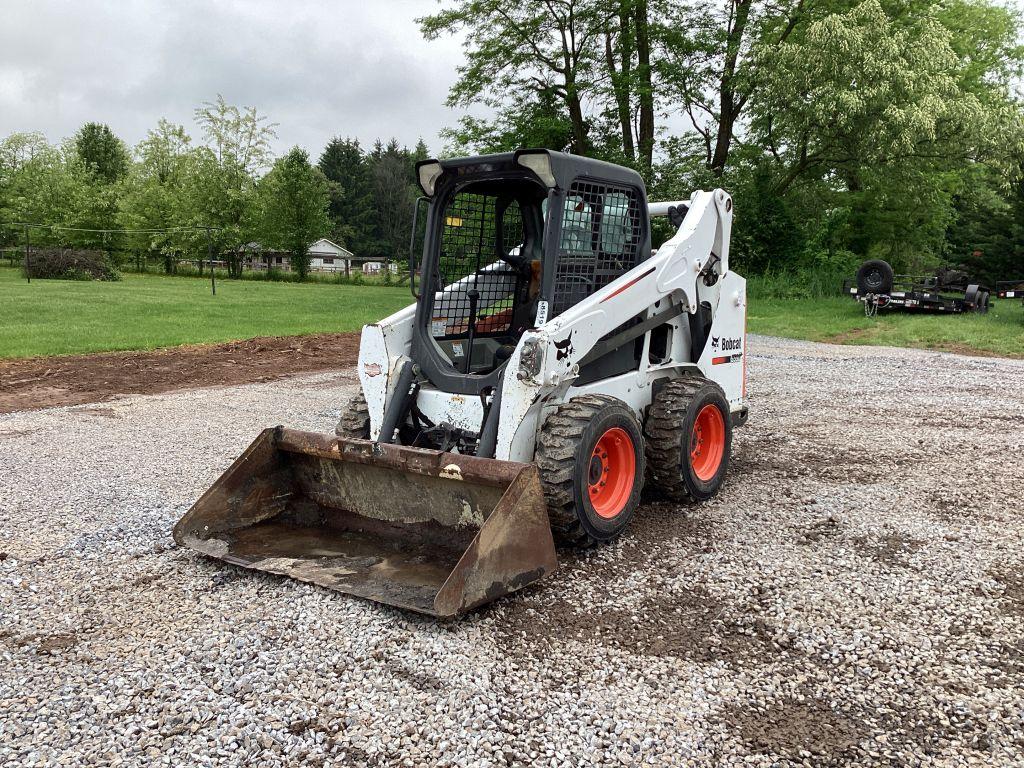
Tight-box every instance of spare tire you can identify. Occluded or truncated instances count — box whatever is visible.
[856,259,894,294]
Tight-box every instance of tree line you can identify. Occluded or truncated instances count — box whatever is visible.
[0,96,426,279]
[2,0,1021,286]
[421,0,1024,283]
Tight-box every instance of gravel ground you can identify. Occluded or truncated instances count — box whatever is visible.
[2,335,1024,767]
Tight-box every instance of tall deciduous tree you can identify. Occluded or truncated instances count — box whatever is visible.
[256,147,331,279]
[420,0,615,156]
[118,120,195,272]
[187,96,278,275]
[73,122,130,183]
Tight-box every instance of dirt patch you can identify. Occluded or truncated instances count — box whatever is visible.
[825,327,873,344]
[927,342,1020,360]
[795,516,842,545]
[725,698,865,762]
[3,631,81,654]
[851,533,923,567]
[991,569,1024,616]
[388,664,445,692]
[498,584,774,663]
[732,440,880,485]
[0,333,360,413]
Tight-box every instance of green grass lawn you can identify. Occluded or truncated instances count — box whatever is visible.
[747,295,1024,358]
[3,266,1022,360]
[0,267,413,358]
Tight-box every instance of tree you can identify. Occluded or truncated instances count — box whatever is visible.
[369,141,417,270]
[256,147,331,279]
[73,122,130,183]
[318,137,374,253]
[187,97,279,275]
[420,0,615,156]
[195,94,277,176]
[747,0,1024,262]
[118,121,195,272]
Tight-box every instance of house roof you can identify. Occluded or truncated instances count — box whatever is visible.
[309,238,353,257]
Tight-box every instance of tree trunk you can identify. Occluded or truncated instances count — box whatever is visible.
[566,88,589,155]
[632,0,654,170]
[605,2,634,162]
[710,0,752,176]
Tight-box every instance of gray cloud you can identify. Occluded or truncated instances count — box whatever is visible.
[0,0,478,159]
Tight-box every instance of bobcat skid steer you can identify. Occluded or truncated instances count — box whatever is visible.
[174,150,748,617]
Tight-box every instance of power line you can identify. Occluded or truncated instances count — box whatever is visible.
[0,221,219,234]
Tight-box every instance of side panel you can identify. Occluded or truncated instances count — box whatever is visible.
[696,271,746,409]
[358,303,416,439]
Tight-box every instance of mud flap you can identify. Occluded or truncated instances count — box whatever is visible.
[173,428,558,617]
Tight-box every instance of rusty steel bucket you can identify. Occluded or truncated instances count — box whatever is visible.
[172,428,557,617]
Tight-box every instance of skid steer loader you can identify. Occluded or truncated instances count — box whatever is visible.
[174,150,748,617]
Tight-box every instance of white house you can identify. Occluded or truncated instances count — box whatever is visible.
[245,238,355,273]
[307,238,353,273]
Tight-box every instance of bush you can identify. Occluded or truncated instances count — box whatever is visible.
[746,250,862,300]
[24,249,121,281]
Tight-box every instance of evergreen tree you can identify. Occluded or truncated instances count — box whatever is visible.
[317,137,374,254]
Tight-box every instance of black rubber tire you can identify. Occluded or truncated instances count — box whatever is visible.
[856,259,894,294]
[644,378,732,503]
[336,392,371,439]
[535,395,645,547]
[977,291,990,315]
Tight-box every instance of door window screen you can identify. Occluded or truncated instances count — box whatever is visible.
[551,181,644,317]
[432,192,524,338]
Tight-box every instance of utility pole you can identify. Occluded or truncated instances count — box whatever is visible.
[23,224,30,283]
[205,227,216,296]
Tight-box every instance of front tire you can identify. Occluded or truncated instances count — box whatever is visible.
[336,392,371,439]
[645,378,732,503]
[535,395,645,547]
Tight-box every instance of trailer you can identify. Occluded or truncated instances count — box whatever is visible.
[995,280,1024,306]
[843,259,991,316]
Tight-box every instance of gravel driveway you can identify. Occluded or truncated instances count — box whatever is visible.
[2,336,1023,767]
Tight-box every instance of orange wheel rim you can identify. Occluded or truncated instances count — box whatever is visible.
[690,404,725,482]
[588,427,635,519]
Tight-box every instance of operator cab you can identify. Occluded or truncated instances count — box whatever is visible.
[412,149,650,396]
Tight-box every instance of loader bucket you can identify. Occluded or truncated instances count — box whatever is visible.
[172,428,557,617]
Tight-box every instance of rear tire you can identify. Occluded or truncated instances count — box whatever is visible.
[856,259,894,294]
[336,392,371,439]
[977,291,990,314]
[644,378,732,503]
[535,395,645,547]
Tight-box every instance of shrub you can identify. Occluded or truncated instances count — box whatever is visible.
[24,249,121,281]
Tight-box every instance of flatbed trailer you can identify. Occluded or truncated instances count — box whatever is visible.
[842,276,991,316]
[996,280,1024,306]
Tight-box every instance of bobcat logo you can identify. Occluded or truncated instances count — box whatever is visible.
[554,332,574,364]
[711,336,720,350]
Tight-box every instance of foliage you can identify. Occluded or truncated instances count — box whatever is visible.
[423,0,1024,282]
[318,137,374,251]
[73,123,130,184]
[255,147,331,279]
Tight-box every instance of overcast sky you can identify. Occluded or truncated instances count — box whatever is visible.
[1,0,1021,163]
[0,0,474,159]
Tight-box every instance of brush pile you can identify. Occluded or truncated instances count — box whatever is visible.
[24,248,120,281]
